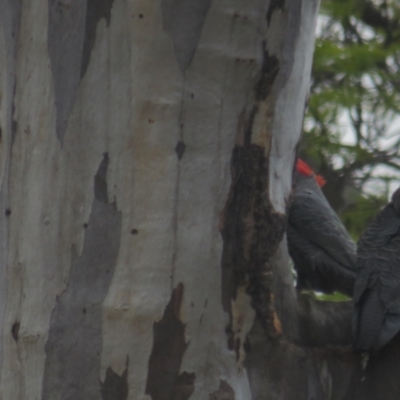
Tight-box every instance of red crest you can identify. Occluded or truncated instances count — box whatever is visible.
[296,159,326,187]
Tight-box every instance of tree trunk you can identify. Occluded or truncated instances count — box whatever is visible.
[1,1,391,400]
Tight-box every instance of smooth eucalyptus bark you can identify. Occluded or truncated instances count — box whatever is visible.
[1,1,387,400]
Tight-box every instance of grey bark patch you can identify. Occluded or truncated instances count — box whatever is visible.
[0,0,22,146]
[209,380,235,400]
[81,0,115,78]
[41,157,121,400]
[0,0,22,42]
[146,283,195,400]
[161,0,213,72]
[271,1,302,93]
[47,0,87,143]
[175,141,186,160]
[101,361,129,400]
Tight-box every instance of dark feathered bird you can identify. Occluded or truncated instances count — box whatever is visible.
[287,159,357,296]
[353,188,400,351]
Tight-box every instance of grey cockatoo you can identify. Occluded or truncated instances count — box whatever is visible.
[287,159,357,296]
[353,187,400,351]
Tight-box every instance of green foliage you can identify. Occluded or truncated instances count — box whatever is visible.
[302,0,400,239]
[341,193,387,239]
[301,290,351,302]
[314,291,352,302]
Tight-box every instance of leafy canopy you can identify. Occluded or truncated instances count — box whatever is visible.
[302,0,400,239]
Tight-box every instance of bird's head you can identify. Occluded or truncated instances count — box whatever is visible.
[295,159,326,187]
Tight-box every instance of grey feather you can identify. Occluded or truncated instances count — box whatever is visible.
[353,187,400,351]
[287,172,357,296]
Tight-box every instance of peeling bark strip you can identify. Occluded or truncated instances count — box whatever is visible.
[221,144,286,343]
[146,283,195,400]
[101,363,129,400]
[42,155,122,400]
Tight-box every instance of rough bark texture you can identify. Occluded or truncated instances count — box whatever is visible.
[0,0,393,399]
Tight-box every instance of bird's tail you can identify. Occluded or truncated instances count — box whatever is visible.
[355,288,386,351]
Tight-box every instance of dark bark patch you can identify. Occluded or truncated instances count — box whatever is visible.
[221,144,286,317]
[173,372,196,400]
[266,0,285,26]
[209,380,235,400]
[255,47,280,101]
[94,153,109,203]
[146,283,195,400]
[161,0,213,72]
[243,106,258,146]
[41,157,122,400]
[220,144,287,341]
[81,0,115,78]
[47,0,86,143]
[101,362,129,400]
[175,140,186,160]
[11,322,20,342]
[5,209,11,216]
